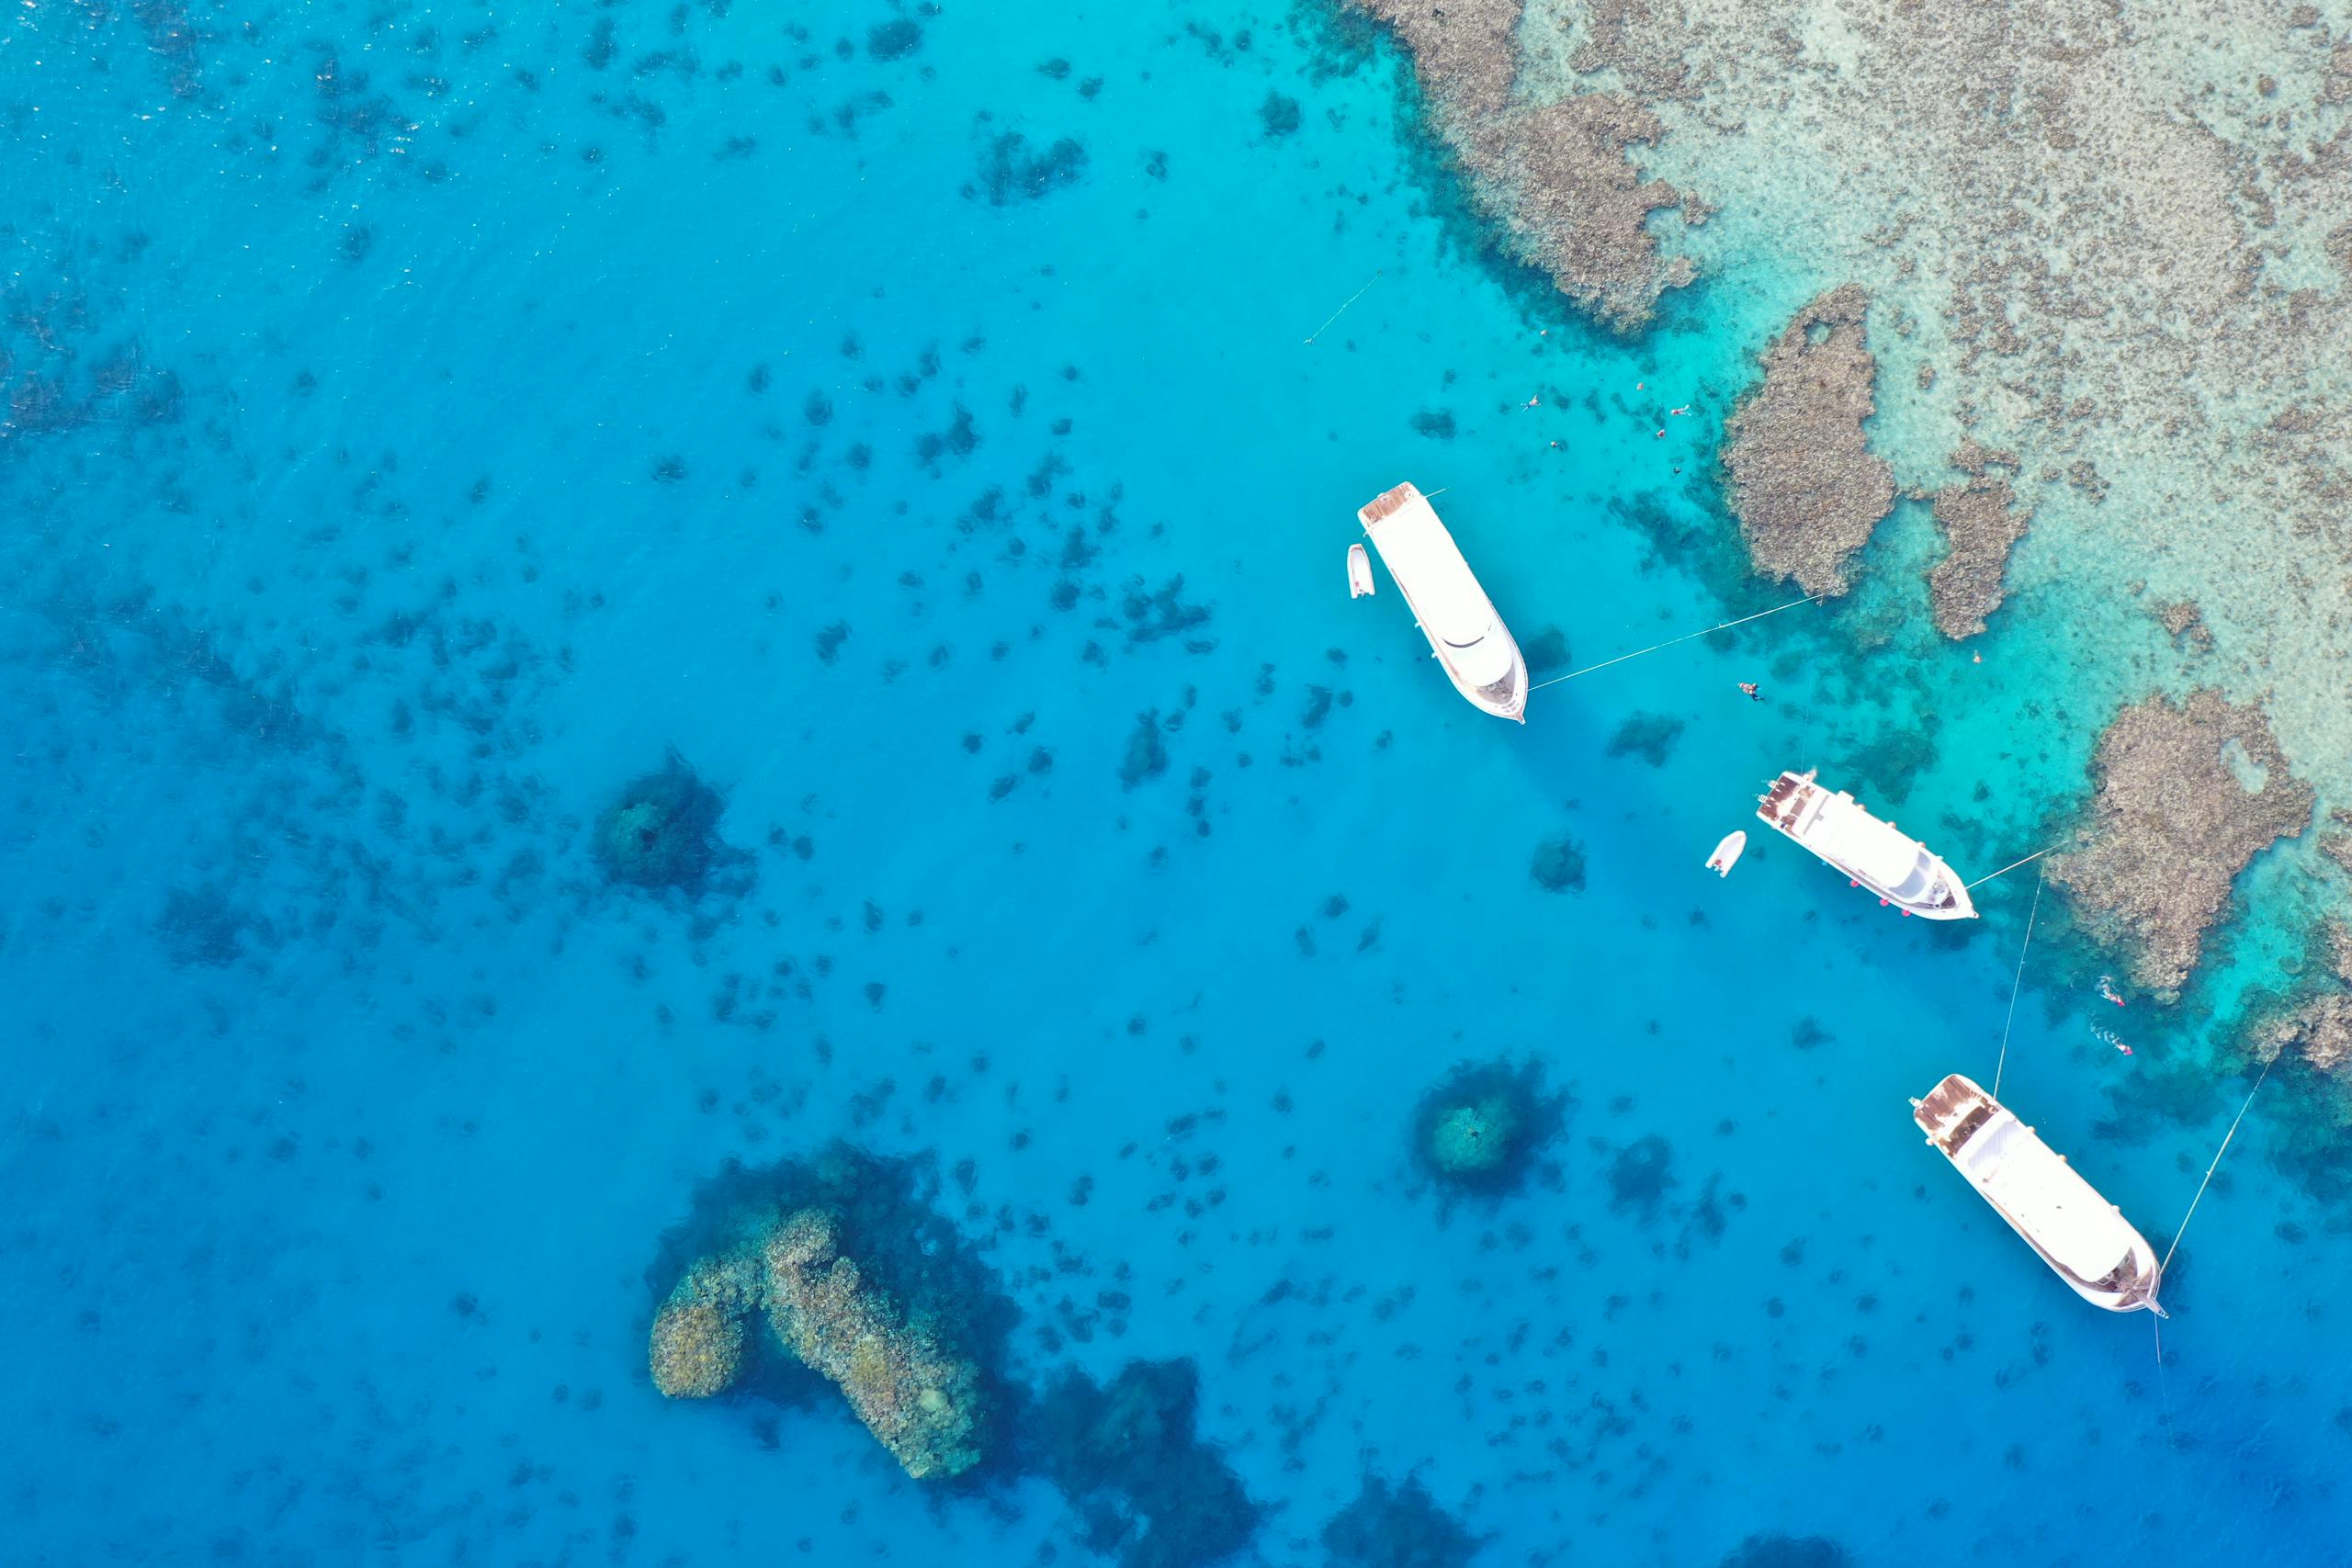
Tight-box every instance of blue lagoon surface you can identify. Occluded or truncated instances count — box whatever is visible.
[4,3,2348,1565]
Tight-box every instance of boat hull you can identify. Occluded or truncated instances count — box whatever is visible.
[1913,1073,2165,1315]
[1706,830,1747,876]
[1757,769,1976,919]
[1357,483,1528,723]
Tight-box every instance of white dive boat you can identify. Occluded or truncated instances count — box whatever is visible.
[1913,1073,2165,1316]
[1356,482,1527,722]
[1755,768,1975,919]
[1705,830,1747,877]
[1347,542,1375,599]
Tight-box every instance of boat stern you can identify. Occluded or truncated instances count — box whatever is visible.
[1913,1073,1995,1155]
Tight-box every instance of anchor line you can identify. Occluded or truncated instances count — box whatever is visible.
[1990,865,2043,1100]
[2159,1056,2274,1276]
[1965,847,2052,891]
[1304,270,1384,344]
[1524,592,1831,691]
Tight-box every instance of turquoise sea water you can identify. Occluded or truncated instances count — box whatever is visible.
[6,4,2349,1563]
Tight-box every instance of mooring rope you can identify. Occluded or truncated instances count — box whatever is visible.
[2153,1313,2172,1428]
[2159,1056,2273,1276]
[1524,592,1830,691]
[1990,865,2043,1100]
[1304,270,1384,344]
[1965,847,2052,891]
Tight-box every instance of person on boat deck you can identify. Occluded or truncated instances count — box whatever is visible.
[1737,682,1762,702]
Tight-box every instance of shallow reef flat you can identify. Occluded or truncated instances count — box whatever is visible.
[1355,0,2352,994]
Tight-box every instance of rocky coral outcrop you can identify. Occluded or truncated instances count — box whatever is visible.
[762,1209,986,1480]
[2050,690,2313,992]
[1723,286,1895,596]
[648,1253,763,1398]
[648,1204,988,1479]
[1928,471,2030,639]
[650,1297,750,1399]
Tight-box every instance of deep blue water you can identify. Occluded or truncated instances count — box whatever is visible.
[5,4,2348,1564]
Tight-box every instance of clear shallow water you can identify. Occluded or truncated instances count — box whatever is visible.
[3,4,2346,1564]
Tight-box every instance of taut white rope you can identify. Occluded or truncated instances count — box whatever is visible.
[2160,1057,2273,1276]
[1991,865,2043,1100]
[1966,847,2051,891]
[1304,270,1384,344]
[1525,592,1830,690]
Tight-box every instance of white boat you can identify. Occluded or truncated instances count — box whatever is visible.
[1912,1073,2165,1316]
[1755,768,1975,919]
[1347,542,1375,599]
[1356,482,1527,722]
[1705,830,1746,877]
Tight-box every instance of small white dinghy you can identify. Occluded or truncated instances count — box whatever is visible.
[1705,830,1747,877]
[1347,542,1375,599]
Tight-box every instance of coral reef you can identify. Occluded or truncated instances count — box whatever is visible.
[1722,286,1894,597]
[1463,94,1697,333]
[1364,0,2352,839]
[642,1147,1006,1480]
[1322,1473,1487,1568]
[1352,0,1693,330]
[1351,0,1523,124]
[2247,922,2352,1073]
[1928,468,2030,640]
[1606,711,1684,766]
[762,1209,987,1479]
[2151,597,2213,652]
[2050,690,2313,992]
[1031,1359,1260,1568]
[648,1256,759,1399]
[1529,835,1587,892]
[1409,1058,1568,1197]
[1719,1537,1854,1568]
[594,752,742,895]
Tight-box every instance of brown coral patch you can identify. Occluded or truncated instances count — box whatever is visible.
[1723,285,1894,596]
[649,1298,749,1400]
[2050,690,2314,993]
[763,1208,986,1480]
[1928,475,2030,639]
[1461,94,1696,333]
[1350,0,1693,330]
[1351,0,1526,124]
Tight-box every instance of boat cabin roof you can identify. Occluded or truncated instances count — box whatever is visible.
[1958,1117,2141,1279]
[1359,485,1516,686]
[1805,792,1935,894]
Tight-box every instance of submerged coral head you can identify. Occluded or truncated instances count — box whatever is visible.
[594,750,740,894]
[1430,1102,1515,1174]
[1410,1058,1567,1197]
